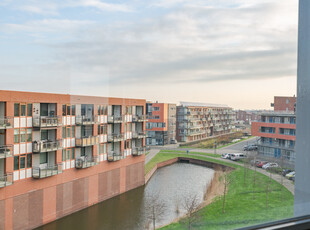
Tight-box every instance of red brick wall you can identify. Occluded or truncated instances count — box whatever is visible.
[274,96,296,112]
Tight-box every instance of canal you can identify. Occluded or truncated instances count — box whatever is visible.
[37,163,214,230]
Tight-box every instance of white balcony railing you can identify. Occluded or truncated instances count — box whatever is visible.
[33,140,62,153]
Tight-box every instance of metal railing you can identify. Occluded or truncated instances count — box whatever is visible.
[75,156,99,169]
[33,116,62,128]
[76,115,96,125]
[107,133,124,142]
[0,117,13,129]
[32,163,63,179]
[33,140,62,153]
[132,131,146,139]
[132,114,147,122]
[75,136,99,147]
[0,173,13,188]
[0,145,13,159]
[132,147,146,156]
[107,151,124,162]
[107,115,123,123]
[258,141,295,150]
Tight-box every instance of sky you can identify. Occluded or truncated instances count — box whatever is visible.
[0,0,298,109]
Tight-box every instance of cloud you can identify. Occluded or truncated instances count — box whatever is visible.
[0,0,298,108]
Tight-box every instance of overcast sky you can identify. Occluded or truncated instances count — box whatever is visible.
[0,0,298,109]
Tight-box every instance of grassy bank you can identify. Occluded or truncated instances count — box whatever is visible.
[182,132,253,149]
[145,151,294,230]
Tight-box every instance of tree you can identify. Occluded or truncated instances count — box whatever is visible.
[145,194,167,230]
[252,155,257,200]
[222,169,231,214]
[182,194,201,230]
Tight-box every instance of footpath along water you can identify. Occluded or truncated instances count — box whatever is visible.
[36,163,214,230]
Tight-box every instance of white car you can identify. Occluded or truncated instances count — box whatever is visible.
[262,162,278,169]
[221,153,230,159]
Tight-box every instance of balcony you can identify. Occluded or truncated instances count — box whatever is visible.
[32,164,63,179]
[0,173,13,188]
[107,151,124,162]
[132,147,146,156]
[0,117,13,129]
[75,136,99,147]
[33,140,62,153]
[0,145,13,159]
[132,131,146,139]
[33,116,62,128]
[108,115,123,123]
[75,156,99,169]
[132,115,148,122]
[76,115,96,125]
[107,133,124,142]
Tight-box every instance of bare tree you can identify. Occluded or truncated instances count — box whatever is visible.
[252,155,257,200]
[222,169,231,214]
[182,194,201,230]
[265,179,272,208]
[145,194,167,230]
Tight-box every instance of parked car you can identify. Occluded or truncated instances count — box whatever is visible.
[282,169,293,176]
[221,153,230,159]
[256,161,268,168]
[243,144,258,151]
[251,159,261,166]
[230,153,247,161]
[262,163,279,170]
[170,139,178,144]
[286,171,296,180]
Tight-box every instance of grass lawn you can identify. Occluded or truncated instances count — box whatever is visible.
[145,151,294,230]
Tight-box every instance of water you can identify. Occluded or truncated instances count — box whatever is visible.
[37,163,214,230]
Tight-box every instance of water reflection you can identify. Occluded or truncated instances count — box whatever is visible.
[37,163,214,230]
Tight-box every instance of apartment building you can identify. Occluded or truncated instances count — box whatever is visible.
[251,112,296,166]
[146,102,176,145]
[271,96,296,112]
[176,102,235,143]
[0,90,147,230]
[235,110,262,125]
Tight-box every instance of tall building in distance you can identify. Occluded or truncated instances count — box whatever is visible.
[0,90,146,229]
[146,102,176,145]
[176,102,235,143]
[252,96,296,168]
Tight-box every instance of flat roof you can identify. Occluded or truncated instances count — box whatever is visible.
[179,101,230,108]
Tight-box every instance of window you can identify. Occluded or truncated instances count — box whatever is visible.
[71,148,75,159]
[27,128,32,142]
[71,126,75,138]
[40,152,48,164]
[27,154,32,168]
[14,129,19,143]
[27,104,32,116]
[67,105,71,116]
[62,104,66,116]
[62,127,66,138]
[153,107,160,111]
[72,105,76,115]
[62,149,66,161]
[14,156,19,170]
[41,103,48,116]
[20,155,25,169]
[20,104,26,116]
[14,103,20,117]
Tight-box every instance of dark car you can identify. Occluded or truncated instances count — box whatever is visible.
[282,169,292,176]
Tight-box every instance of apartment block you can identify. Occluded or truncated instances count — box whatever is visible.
[271,96,296,112]
[251,112,296,165]
[0,90,147,230]
[146,102,176,145]
[176,102,235,143]
[235,110,262,125]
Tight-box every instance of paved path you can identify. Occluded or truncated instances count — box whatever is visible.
[145,148,160,164]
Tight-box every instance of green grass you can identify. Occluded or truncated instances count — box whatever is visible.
[216,136,254,149]
[145,151,294,230]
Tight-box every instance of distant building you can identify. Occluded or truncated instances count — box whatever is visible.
[271,96,296,112]
[146,102,176,145]
[235,110,261,125]
[176,102,235,143]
